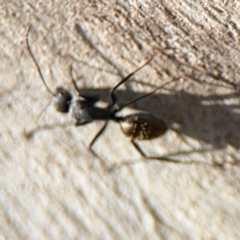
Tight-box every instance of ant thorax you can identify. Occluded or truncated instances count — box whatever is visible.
[70,98,94,125]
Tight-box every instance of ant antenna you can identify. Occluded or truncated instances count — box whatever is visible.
[26,24,54,95]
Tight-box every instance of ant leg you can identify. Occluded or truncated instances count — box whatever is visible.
[24,122,74,139]
[108,139,198,172]
[131,139,187,164]
[36,98,54,124]
[70,64,99,102]
[88,121,109,160]
[110,57,153,105]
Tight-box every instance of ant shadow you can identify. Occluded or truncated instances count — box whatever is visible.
[78,86,240,150]
[74,23,240,152]
[25,24,240,170]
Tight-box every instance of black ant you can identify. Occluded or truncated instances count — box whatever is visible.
[25,24,186,166]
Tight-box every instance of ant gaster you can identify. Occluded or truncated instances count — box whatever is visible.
[26,25,178,161]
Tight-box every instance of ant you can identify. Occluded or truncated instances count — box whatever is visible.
[25,24,185,167]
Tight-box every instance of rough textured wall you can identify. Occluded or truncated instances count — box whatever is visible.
[1,1,240,239]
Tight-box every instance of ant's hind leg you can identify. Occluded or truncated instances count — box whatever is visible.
[131,139,148,158]
[131,139,185,164]
[108,139,185,172]
[89,122,108,151]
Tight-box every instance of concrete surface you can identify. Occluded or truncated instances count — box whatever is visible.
[1,1,240,239]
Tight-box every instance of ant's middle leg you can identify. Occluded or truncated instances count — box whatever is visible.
[88,121,110,164]
[107,139,199,172]
[131,139,187,164]
[132,139,218,168]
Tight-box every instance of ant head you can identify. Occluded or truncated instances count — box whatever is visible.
[54,87,73,113]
